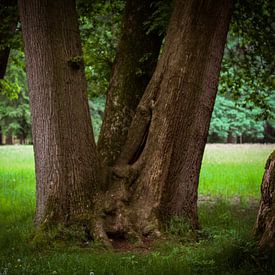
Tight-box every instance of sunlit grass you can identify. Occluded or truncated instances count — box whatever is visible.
[199,144,274,198]
[0,144,274,274]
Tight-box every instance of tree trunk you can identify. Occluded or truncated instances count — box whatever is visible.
[19,0,232,246]
[97,0,162,176]
[93,0,233,242]
[227,132,237,143]
[19,0,101,227]
[0,127,2,145]
[0,0,18,79]
[5,128,13,144]
[254,151,275,250]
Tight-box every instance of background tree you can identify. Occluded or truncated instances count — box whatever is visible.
[208,96,265,143]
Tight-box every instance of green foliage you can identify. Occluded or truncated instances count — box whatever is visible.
[0,0,20,51]
[219,0,274,118]
[0,49,31,141]
[77,0,124,97]
[88,97,105,141]
[209,95,265,142]
[0,145,274,274]
[144,0,172,36]
[0,78,20,99]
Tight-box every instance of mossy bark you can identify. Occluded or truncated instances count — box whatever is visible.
[254,150,275,250]
[97,0,162,180]
[21,0,232,246]
[92,0,233,244]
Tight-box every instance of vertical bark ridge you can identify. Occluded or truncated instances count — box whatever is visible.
[254,151,275,250]
[19,0,101,226]
[158,0,233,228]
[95,0,233,239]
[97,0,163,177]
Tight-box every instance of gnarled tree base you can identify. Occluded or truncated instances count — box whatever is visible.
[254,151,275,250]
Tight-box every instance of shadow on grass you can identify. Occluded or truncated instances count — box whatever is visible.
[0,198,274,274]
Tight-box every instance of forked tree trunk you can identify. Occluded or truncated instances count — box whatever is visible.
[93,0,233,242]
[20,0,232,245]
[254,151,275,250]
[97,0,162,176]
[19,0,101,226]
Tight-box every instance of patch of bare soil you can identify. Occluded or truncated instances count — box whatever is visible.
[110,236,154,253]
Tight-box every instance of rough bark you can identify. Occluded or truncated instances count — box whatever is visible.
[93,0,233,243]
[19,0,101,227]
[97,0,162,176]
[254,151,275,250]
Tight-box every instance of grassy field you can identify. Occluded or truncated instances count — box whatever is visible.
[0,144,274,274]
[199,144,273,198]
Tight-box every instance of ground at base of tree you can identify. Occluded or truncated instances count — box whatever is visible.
[0,145,274,274]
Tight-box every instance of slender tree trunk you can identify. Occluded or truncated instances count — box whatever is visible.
[5,128,13,144]
[0,127,2,145]
[93,0,233,242]
[254,151,275,250]
[19,0,101,227]
[97,0,162,176]
[227,132,236,143]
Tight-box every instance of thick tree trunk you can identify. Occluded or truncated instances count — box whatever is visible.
[19,0,101,227]
[93,0,233,243]
[254,151,275,250]
[97,0,162,176]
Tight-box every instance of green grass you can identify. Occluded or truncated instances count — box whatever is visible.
[0,144,274,274]
[199,144,273,198]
